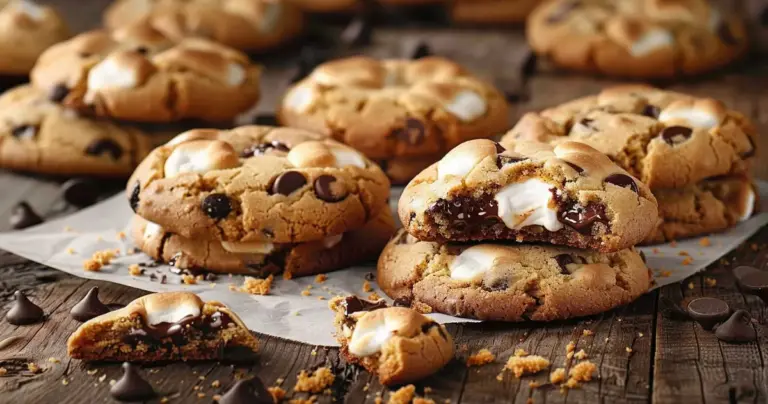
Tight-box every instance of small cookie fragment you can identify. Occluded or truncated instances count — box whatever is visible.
[294,367,335,393]
[238,275,274,296]
[466,349,495,367]
[504,355,550,378]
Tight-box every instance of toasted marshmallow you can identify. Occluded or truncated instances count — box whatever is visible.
[444,90,487,122]
[494,179,563,232]
[450,245,503,282]
[284,85,315,113]
[143,221,162,240]
[164,140,240,177]
[145,299,201,326]
[221,241,275,254]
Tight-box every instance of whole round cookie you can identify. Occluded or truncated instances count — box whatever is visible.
[0,85,172,177]
[128,126,391,244]
[31,29,261,123]
[505,85,757,190]
[0,0,69,76]
[399,139,658,252]
[278,56,509,184]
[644,176,757,244]
[378,229,651,322]
[103,0,304,53]
[451,0,541,25]
[132,209,395,277]
[527,0,749,78]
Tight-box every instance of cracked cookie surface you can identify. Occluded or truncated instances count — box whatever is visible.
[278,56,509,184]
[329,296,454,385]
[527,0,749,78]
[377,229,651,322]
[0,85,173,177]
[505,85,757,190]
[128,126,391,244]
[31,29,261,123]
[0,0,69,76]
[103,0,304,53]
[399,138,658,252]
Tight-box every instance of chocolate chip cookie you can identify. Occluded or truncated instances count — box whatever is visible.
[132,209,395,277]
[0,85,172,177]
[378,229,651,321]
[329,296,454,385]
[527,0,749,78]
[278,56,509,184]
[505,85,757,190]
[103,0,304,53]
[68,292,259,362]
[451,0,541,25]
[128,126,391,244]
[644,176,758,244]
[399,139,658,252]
[31,29,261,123]
[0,0,69,76]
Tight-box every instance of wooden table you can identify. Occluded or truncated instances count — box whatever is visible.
[1,1,767,402]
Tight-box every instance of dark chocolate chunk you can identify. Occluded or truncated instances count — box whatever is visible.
[393,118,425,145]
[6,291,45,325]
[241,141,290,158]
[392,296,412,307]
[341,14,373,47]
[406,41,431,60]
[546,0,580,23]
[129,182,140,212]
[494,142,506,154]
[70,287,111,322]
[642,104,660,118]
[110,362,156,402]
[714,310,756,342]
[558,202,608,233]
[10,202,43,229]
[579,118,595,130]
[219,377,273,404]
[271,171,307,195]
[604,173,639,194]
[61,178,101,208]
[496,155,527,169]
[85,139,123,160]
[201,193,232,219]
[687,297,730,330]
[136,46,149,55]
[11,124,37,140]
[660,126,693,146]
[342,296,387,315]
[565,162,584,174]
[733,266,768,302]
[428,195,500,232]
[49,83,69,102]
[718,23,738,45]
[314,175,346,202]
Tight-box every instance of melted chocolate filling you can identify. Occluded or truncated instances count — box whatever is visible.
[342,296,387,316]
[122,311,234,347]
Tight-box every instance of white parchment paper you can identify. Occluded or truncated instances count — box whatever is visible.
[0,182,765,346]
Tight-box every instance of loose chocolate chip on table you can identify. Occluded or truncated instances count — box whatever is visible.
[364,272,375,281]
[604,173,639,194]
[9,202,43,230]
[60,178,101,208]
[70,287,111,322]
[715,310,756,343]
[219,377,273,404]
[342,295,387,315]
[85,138,123,160]
[341,14,373,47]
[129,182,140,212]
[6,291,45,325]
[11,124,37,140]
[271,171,307,195]
[642,104,660,118]
[687,297,730,330]
[393,118,426,145]
[314,175,346,202]
[404,41,431,60]
[201,193,232,219]
[110,362,156,402]
[733,266,768,302]
[49,83,69,102]
[660,126,693,146]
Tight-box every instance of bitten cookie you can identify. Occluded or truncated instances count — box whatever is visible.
[31,29,261,123]
[103,0,304,53]
[128,126,390,244]
[527,0,749,78]
[378,229,651,321]
[505,85,757,190]
[644,176,758,244]
[278,56,509,184]
[0,85,172,177]
[399,139,658,252]
[329,296,454,385]
[132,210,395,277]
[0,0,69,76]
[67,292,259,362]
[451,0,541,25]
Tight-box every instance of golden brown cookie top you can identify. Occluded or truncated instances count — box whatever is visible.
[0,0,69,75]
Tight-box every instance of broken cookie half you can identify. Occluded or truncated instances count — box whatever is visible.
[68,292,258,362]
[329,296,454,385]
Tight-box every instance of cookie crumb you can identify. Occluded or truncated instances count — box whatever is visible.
[466,349,495,366]
[61,378,69,385]
[638,332,644,337]
[652,248,660,254]
[211,380,220,388]
[0,368,7,376]
[504,355,550,378]
[699,237,711,247]
[181,274,197,285]
[550,368,566,384]
[659,270,672,278]
[86,369,97,375]
[47,357,60,364]
[682,257,693,265]
[66,248,75,255]
[268,386,286,402]
[688,282,695,290]
[368,292,381,301]
[301,290,311,297]
[565,361,597,389]
[294,367,334,393]
[704,277,716,287]
[83,259,102,272]
[128,264,143,276]
[678,251,689,256]
[317,296,326,300]
[116,231,126,240]
[197,392,206,398]
[315,274,327,284]
[27,362,41,373]
[625,347,633,353]
[574,349,588,360]
[362,280,373,293]
[64,226,73,232]
[565,341,576,353]
[239,275,273,295]
[582,329,593,336]
[514,348,528,357]
[528,381,540,389]
[387,384,415,404]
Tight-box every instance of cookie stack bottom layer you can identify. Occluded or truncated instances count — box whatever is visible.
[132,210,395,278]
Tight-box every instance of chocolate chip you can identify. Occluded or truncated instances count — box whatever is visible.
[11,124,37,140]
[639,250,646,264]
[129,182,140,212]
[642,104,660,118]
[49,83,69,102]
[6,291,44,325]
[271,171,307,195]
[342,296,387,315]
[136,46,149,55]
[555,254,574,274]
[715,310,756,342]
[70,287,111,322]
[341,14,373,47]
[314,175,346,202]
[565,162,584,174]
[421,321,448,340]
[254,114,278,126]
[10,202,43,229]
[660,126,693,146]
[201,193,232,219]
[558,202,608,233]
[579,118,595,130]
[218,377,272,404]
[546,0,579,23]
[110,363,156,402]
[429,195,501,231]
[61,178,101,208]
[687,297,730,330]
[496,155,528,169]
[482,278,508,292]
[85,139,123,160]
[734,266,768,302]
[392,296,412,307]
[718,23,738,45]
[604,173,639,194]
[241,140,290,158]
[494,142,506,154]
[393,118,425,145]
[406,41,431,60]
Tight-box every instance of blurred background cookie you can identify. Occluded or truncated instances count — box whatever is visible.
[0,0,69,78]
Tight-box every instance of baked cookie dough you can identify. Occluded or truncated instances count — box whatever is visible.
[0,0,69,76]
[278,56,509,184]
[399,139,658,252]
[378,229,652,321]
[103,0,304,53]
[67,292,259,362]
[329,296,454,385]
[132,209,395,277]
[451,0,541,25]
[505,85,757,190]
[128,126,391,244]
[527,0,749,78]
[31,29,261,123]
[644,176,758,244]
[0,85,172,177]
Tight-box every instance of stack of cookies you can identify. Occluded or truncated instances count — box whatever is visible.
[378,138,658,321]
[506,85,758,244]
